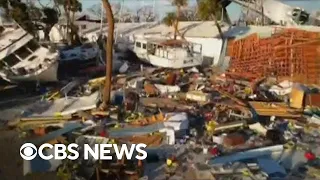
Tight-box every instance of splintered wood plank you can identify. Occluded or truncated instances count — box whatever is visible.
[249,101,302,117]
[290,87,305,109]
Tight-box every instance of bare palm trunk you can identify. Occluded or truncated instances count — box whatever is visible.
[64,0,71,44]
[261,6,265,26]
[63,6,68,42]
[174,6,180,40]
[71,7,76,44]
[173,24,178,40]
[173,7,180,40]
[44,26,51,41]
[175,5,186,41]
[211,14,223,39]
[101,0,114,109]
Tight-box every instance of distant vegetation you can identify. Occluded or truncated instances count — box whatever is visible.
[162,0,224,39]
[0,0,229,43]
[0,0,82,44]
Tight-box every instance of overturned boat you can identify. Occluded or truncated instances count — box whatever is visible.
[58,42,100,66]
[0,26,59,83]
[57,42,103,78]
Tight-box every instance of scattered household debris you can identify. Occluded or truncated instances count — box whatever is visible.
[2,27,320,180]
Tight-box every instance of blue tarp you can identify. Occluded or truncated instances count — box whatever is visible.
[257,158,287,177]
[23,148,62,175]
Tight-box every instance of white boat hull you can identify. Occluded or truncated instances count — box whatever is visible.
[7,61,59,83]
[136,53,203,69]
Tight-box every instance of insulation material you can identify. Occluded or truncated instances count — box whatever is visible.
[154,84,181,94]
[249,123,268,136]
[186,91,211,102]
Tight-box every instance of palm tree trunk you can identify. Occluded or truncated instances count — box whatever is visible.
[261,6,265,26]
[44,26,51,41]
[64,0,71,44]
[173,6,180,40]
[175,5,186,41]
[174,6,180,40]
[101,0,114,109]
[211,14,223,39]
[71,4,76,44]
[173,24,178,40]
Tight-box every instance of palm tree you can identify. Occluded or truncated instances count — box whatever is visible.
[101,0,114,110]
[163,12,177,38]
[69,0,82,44]
[172,0,188,40]
[55,0,71,43]
[55,0,82,44]
[197,0,224,39]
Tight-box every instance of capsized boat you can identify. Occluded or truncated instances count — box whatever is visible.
[0,26,59,82]
[57,42,102,78]
[58,42,100,66]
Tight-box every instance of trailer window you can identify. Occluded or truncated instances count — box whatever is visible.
[26,40,40,52]
[0,61,5,69]
[136,42,141,48]
[28,56,38,61]
[15,46,31,59]
[3,54,20,66]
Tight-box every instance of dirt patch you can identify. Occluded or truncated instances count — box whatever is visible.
[0,129,57,180]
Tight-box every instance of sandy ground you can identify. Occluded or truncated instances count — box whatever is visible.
[0,93,58,180]
[0,129,57,180]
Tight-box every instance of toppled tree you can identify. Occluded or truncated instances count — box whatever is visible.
[197,0,223,38]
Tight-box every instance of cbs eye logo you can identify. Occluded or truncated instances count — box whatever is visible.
[20,143,37,160]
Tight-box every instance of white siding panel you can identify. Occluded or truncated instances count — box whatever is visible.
[185,37,223,65]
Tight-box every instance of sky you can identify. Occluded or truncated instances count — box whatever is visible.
[36,0,320,21]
